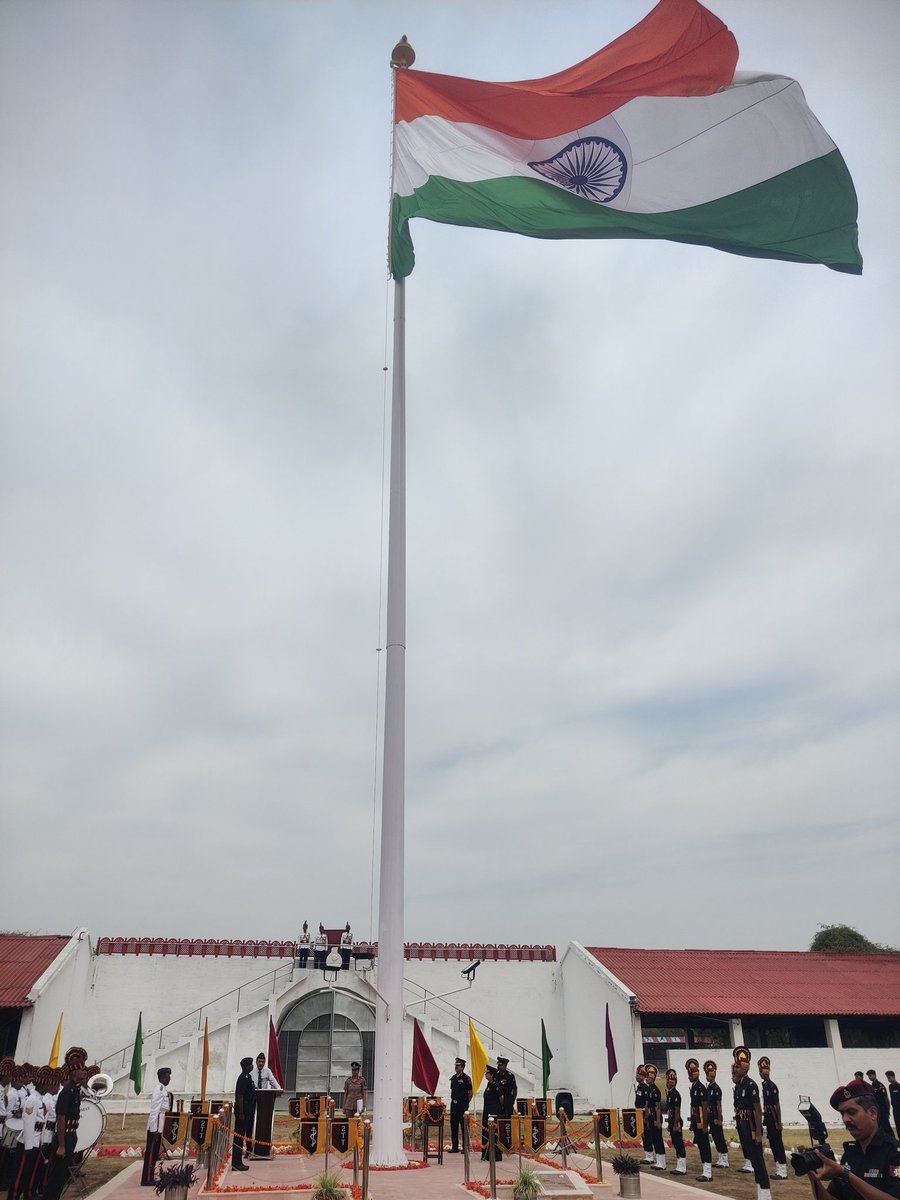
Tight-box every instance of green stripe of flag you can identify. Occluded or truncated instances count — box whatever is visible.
[391,150,861,278]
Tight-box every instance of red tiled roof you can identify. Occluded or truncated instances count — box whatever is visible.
[585,947,900,1017]
[0,935,69,1007]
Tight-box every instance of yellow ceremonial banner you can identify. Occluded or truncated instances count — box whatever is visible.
[200,1019,210,1103]
[469,1019,488,1095]
[49,1014,63,1068]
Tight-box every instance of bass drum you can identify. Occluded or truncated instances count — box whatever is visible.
[75,1095,106,1156]
[1,1117,23,1149]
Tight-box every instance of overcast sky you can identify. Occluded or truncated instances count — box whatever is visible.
[2,0,898,953]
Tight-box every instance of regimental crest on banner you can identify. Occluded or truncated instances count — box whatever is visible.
[298,1117,325,1155]
[161,1112,188,1149]
[528,136,628,204]
[622,1107,644,1140]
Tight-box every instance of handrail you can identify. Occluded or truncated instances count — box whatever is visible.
[401,977,541,1072]
[98,958,542,1080]
[97,962,293,1071]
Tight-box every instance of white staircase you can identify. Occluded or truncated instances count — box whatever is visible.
[98,966,545,1111]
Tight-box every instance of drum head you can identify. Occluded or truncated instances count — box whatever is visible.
[1,1117,22,1149]
[75,1096,106,1154]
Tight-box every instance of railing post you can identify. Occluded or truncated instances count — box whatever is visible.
[362,1120,371,1200]
[488,1117,497,1199]
[594,1111,604,1181]
[463,1111,470,1183]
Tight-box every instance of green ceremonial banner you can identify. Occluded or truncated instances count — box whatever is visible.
[129,1012,144,1095]
[541,1019,553,1098]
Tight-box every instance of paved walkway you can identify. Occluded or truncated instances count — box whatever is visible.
[90,1151,744,1200]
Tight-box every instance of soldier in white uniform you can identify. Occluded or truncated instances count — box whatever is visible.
[0,1073,13,1185]
[141,1067,172,1187]
[37,1073,59,1199]
[313,925,328,969]
[296,922,312,968]
[339,924,353,970]
[8,1071,43,1200]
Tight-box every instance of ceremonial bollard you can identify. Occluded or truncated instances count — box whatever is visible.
[361,1120,371,1200]
[594,1111,604,1181]
[559,1110,568,1169]
[462,1112,471,1183]
[488,1116,497,1199]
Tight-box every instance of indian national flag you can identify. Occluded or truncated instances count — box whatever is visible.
[390,0,861,277]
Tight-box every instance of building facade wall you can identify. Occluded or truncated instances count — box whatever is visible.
[560,942,639,1110]
[664,1046,900,1128]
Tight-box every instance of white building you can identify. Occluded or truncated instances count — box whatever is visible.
[3,930,898,1124]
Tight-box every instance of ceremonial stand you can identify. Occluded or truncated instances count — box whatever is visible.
[253,1091,282,1158]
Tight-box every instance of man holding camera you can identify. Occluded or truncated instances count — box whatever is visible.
[808,1079,900,1200]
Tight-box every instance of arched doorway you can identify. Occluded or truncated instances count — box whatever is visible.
[278,990,376,1100]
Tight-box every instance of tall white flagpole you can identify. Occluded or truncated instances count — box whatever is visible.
[371,35,415,1167]
[371,273,406,1164]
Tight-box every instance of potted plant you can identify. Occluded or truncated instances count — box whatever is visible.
[514,1163,541,1199]
[611,1153,642,1199]
[313,1170,344,1199]
[153,1162,200,1200]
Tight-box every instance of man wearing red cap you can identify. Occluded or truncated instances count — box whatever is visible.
[807,1079,900,1200]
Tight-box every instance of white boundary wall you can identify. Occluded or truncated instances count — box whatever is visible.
[11,934,898,1118]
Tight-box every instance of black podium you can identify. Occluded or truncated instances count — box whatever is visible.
[253,1090,282,1158]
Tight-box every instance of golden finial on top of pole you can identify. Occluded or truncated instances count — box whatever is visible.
[391,36,415,69]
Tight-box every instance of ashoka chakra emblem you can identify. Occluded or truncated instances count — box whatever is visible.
[528,136,627,203]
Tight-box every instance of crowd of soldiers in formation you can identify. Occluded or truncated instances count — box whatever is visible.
[635,1051,900,1198]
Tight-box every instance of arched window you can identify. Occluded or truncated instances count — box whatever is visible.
[277,991,375,1101]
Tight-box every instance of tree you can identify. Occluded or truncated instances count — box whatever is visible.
[810,925,898,954]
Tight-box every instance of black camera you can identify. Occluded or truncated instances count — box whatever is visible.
[791,1145,835,1176]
